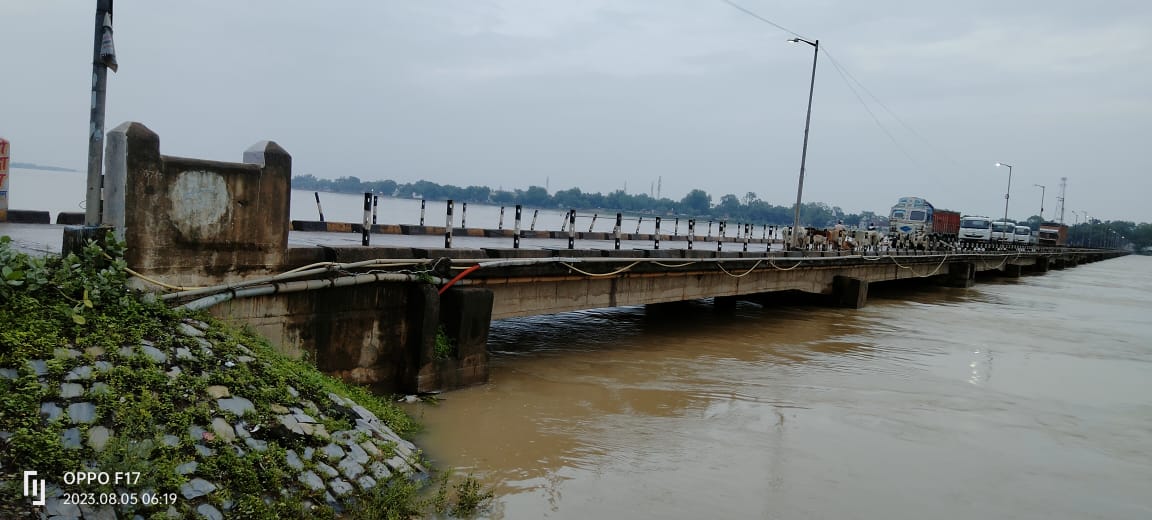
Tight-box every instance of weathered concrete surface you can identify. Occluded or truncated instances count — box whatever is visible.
[210,284,435,394]
[104,122,290,286]
[419,288,494,392]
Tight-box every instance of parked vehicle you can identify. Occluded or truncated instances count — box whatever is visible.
[991,221,1016,242]
[1013,225,1034,245]
[1038,222,1069,246]
[887,196,960,239]
[959,216,993,243]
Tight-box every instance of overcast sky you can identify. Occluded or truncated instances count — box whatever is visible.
[3,1,1150,223]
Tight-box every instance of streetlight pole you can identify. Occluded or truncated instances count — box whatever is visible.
[995,162,1013,225]
[789,37,819,243]
[1033,184,1045,221]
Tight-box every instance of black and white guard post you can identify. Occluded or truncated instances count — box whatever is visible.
[513,205,522,249]
[445,199,454,248]
[613,213,622,250]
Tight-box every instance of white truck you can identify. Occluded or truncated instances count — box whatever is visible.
[991,221,1016,242]
[1013,225,1034,245]
[959,216,993,244]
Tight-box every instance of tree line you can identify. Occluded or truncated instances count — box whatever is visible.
[292,174,1152,251]
[292,174,878,229]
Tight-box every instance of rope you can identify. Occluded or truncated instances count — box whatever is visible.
[767,257,804,271]
[124,266,206,291]
[716,259,765,278]
[890,251,951,277]
[559,261,643,277]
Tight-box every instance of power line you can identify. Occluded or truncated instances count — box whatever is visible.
[719,0,961,179]
[718,0,804,39]
[821,47,921,167]
[821,45,965,171]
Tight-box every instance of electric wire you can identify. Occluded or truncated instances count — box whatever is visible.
[718,0,804,38]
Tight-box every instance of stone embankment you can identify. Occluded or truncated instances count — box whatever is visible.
[0,316,424,519]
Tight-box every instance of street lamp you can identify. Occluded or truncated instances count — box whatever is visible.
[1033,184,1045,221]
[995,162,1013,226]
[789,36,819,244]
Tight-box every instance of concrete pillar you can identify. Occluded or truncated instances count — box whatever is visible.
[1003,264,1022,278]
[833,276,868,309]
[1033,256,1050,273]
[418,287,493,393]
[103,122,132,239]
[941,262,975,288]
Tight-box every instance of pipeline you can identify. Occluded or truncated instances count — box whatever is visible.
[438,264,482,295]
[177,272,450,311]
[159,259,434,302]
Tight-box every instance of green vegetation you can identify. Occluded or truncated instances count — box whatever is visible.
[0,235,494,518]
[434,326,456,361]
[351,471,493,520]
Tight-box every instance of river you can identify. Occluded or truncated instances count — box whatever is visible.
[405,255,1152,519]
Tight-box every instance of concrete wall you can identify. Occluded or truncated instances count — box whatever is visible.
[104,122,291,286]
[210,283,438,394]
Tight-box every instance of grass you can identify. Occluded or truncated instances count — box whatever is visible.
[0,233,494,518]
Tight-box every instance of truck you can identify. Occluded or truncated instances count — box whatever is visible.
[991,221,1016,242]
[1038,222,1068,246]
[886,196,959,239]
[1013,224,1034,245]
[959,216,993,243]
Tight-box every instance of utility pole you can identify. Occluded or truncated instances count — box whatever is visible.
[789,37,819,236]
[85,0,117,226]
[1056,177,1067,225]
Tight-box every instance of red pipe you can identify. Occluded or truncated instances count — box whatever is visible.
[438,264,482,295]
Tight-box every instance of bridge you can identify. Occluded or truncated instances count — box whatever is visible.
[38,123,1125,394]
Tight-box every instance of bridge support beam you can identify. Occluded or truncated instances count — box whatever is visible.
[832,276,868,309]
[419,287,493,393]
[1003,264,1022,278]
[941,262,975,288]
[1032,256,1050,273]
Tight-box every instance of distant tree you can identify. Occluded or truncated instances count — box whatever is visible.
[522,186,550,207]
[333,176,362,192]
[553,187,584,209]
[680,189,711,214]
[365,179,398,196]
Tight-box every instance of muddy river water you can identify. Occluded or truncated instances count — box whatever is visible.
[406,255,1152,519]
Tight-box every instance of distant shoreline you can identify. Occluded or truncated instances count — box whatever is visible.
[11,162,79,172]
